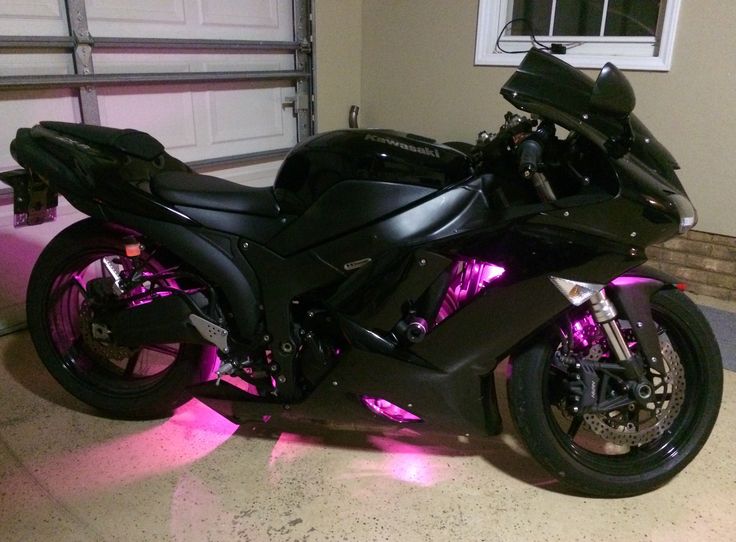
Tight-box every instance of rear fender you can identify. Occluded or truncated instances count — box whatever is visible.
[101,210,261,340]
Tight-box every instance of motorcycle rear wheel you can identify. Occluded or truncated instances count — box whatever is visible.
[27,219,210,419]
[508,288,722,497]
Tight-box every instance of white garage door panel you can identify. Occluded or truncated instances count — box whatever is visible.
[0,0,68,36]
[0,56,78,171]
[201,0,279,28]
[0,53,74,76]
[0,90,81,171]
[87,0,185,26]
[208,86,285,143]
[96,82,296,162]
[198,84,296,158]
[97,86,198,150]
[87,0,293,40]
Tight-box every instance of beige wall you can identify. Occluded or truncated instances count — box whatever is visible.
[359,0,736,237]
[314,0,363,132]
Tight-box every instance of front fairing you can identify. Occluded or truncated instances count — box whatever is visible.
[501,49,682,192]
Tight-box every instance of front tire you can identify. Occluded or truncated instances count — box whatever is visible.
[508,288,722,497]
[27,219,210,419]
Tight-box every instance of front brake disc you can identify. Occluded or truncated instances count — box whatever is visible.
[583,334,686,446]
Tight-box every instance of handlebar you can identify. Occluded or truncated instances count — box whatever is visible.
[515,120,557,202]
[517,138,543,179]
[474,115,558,203]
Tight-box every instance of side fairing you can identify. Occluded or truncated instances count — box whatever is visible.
[268,129,474,255]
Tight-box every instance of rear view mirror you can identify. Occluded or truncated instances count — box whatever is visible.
[591,63,636,117]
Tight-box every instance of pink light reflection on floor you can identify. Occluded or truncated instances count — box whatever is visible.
[342,435,449,488]
[2,399,238,503]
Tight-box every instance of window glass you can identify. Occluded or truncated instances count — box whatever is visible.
[553,0,605,36]
[509,0,553,36]
[604,0,660,37]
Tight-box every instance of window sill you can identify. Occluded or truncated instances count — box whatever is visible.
[475,50,673,72]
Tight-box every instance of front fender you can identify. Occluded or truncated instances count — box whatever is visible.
[608,264,679,374]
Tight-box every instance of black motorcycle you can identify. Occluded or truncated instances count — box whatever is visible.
[3,49,722,497]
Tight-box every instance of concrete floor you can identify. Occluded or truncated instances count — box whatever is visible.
[1,326,735,541]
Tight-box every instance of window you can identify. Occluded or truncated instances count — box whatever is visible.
[475,0,681,71]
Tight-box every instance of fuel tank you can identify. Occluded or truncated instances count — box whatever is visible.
[269,130,473,255]
[274,129,472,214]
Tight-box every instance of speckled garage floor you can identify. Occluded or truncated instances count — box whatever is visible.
[1,326,735,542]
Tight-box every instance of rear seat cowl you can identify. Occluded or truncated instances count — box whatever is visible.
[39,121,165,161]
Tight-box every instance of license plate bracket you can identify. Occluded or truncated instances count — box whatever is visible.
[0,169,58,227]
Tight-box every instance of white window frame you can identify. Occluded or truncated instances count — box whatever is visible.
[475,0,681,71]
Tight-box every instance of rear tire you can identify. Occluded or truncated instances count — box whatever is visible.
[508,288,722,497]
[27,219,211,419]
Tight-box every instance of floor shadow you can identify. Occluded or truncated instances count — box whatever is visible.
[1,331,97,415]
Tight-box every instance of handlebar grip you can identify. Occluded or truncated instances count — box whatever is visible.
[517,138,543,178]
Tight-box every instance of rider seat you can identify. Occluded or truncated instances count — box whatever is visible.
[150,171,280,217]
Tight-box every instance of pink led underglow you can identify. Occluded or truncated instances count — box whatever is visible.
[435,259,506,324]
[361,396,422,423]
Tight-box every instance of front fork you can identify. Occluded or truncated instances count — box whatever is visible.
[589,290,634,368]
[588,287,654,403]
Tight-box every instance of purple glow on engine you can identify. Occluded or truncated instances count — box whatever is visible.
[571,314,600,349]
[361,396,422,423]
[435,259,506,324]
[570,314,598,350]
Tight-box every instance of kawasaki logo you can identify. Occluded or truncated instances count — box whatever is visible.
[364,134,440,158]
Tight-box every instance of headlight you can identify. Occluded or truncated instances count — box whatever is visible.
[669,194,697,233]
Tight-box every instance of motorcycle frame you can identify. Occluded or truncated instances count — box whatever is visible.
[96,176,678,433]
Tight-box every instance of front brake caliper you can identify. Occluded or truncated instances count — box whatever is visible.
[563,357,601,414]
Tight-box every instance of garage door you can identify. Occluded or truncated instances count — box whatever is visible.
[0,0,314,334]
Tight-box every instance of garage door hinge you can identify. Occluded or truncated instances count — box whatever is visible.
[282,93,310,113]
[72,29,95,47]
[299,38,312,54]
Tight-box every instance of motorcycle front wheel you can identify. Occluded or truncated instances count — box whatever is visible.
[508,288,723,497]
[27,219,211,419]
